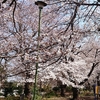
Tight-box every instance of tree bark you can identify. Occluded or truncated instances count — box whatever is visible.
[72,87,78,100]
[24,82,31,100]
[60,85,66,97]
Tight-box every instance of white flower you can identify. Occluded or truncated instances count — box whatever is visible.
[24,53,29,61]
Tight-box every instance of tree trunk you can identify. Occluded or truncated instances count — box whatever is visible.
[60,85,66,97]
[72,87,78,100]
[24,82,31,100]
[57,80,66,97]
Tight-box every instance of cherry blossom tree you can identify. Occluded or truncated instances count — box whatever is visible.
[1,0,100,100]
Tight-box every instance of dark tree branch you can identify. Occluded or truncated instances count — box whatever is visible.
[87,63,99,77]
[2,0,7,3]
[73,1,100,6]
[12,0,18,32]
[2,0,15,6]
[2,0,17,33]
[79,62,99,85]
[65,6,78,32]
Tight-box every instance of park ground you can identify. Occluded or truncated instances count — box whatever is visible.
[42,96,100,100]
[0,96,99,100]
[0,89,100,100]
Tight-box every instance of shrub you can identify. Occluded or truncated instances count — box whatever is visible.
[66,86,72,92]
[52,87,60,92]
[45,90,56,98]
